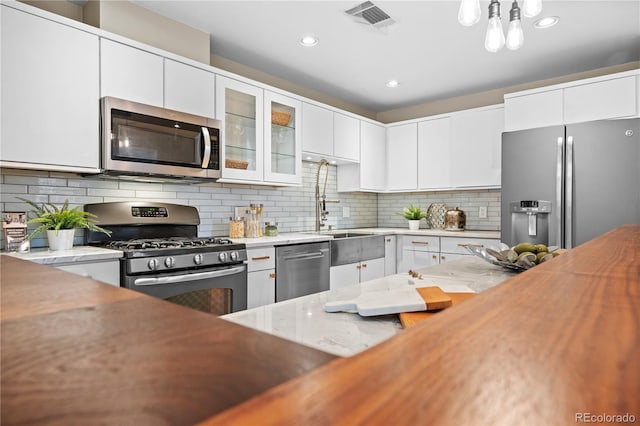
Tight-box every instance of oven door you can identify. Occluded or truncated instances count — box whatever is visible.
[102,97,221,179]
[124,264,247,314]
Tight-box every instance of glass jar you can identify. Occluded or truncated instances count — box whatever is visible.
[244,209,260,238]
[264,222,278,237]
[229,217,244,238]
[250,203,264,237]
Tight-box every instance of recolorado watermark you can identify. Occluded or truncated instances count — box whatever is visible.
[576,412,636,423]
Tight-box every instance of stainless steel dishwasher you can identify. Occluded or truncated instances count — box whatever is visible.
[275,241,330,302]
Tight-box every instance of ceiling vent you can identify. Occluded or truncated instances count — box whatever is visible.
[345,1,395,29]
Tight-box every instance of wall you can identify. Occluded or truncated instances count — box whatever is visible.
[377,190,501,231]
[0,162,377,249]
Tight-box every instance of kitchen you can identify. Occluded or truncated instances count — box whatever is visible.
[1,0,640,424]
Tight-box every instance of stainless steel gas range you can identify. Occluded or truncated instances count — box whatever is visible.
[85,202,247,314]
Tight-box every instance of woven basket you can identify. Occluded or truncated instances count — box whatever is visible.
[271,110,291,126]
[225,159,249,170]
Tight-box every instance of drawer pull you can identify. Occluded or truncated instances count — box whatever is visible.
[269,273,276,279]
[411,241,429,245]
[251,256,271,261]
[457,243,484,248]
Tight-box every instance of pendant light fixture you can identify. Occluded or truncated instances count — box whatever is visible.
[505,1,524,50]
[485,0,505,52]
[459,0,541,52]
[458,0,481,26]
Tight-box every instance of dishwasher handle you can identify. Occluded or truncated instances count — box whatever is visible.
[280,248,329,262]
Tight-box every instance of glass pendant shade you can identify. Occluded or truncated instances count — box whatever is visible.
[522,0,542,17]
[458,0,481,26]
[506,19,524,50]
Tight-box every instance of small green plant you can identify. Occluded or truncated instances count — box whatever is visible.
[399,204,426,220]
[17,197,112,240]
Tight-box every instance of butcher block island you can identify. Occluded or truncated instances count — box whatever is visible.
[2,226,639,425]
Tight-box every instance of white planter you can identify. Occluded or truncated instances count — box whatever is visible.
[408,220,421,231]
[47,229,75,251]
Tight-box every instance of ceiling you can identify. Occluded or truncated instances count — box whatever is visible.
[132,1,640,113]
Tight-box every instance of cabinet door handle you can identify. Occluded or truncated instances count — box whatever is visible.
[361,263,367,268]
[269,273,276,279]
[432,255,437,260]
[251,256,271,261]
[441,255,447,260]
[457,243,484,248]
[386,238,391,242]
[411,241,429,245]
[356,265,361,270]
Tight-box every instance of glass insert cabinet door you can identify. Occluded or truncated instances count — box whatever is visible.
[216,75,264,181]
[264,91,302,184]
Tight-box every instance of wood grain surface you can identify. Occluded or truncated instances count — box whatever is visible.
[1,257,337,425]
[203,225,640,425]
[399,292,476,328]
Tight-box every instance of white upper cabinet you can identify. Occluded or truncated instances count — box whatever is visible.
[504,70,640,131]
[504,90,563,132]
[563,76,638,124]
[302,103,334,157]
[100,39,163,107]
[450,106,503,188]
[386,123,418,191]
[360,121,386,191]
[264,91,302,185]
[417,117,452,190]
[0,5,100,171]
[164,59,215,118]
[333,113,360,161]
[216,75,264,182]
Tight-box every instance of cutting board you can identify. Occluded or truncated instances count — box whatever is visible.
[399,292,477,328]
[324,286,452,317]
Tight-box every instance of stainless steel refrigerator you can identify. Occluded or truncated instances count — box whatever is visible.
[501,118,640,248]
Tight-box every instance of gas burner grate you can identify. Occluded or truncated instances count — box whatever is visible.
[105,237,235,250]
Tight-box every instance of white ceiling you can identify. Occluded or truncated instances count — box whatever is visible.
[133,1,640,112]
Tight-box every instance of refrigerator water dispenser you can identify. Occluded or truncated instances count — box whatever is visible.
[510,200,552,245]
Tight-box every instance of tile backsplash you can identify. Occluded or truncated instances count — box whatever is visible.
[1,163,500,249]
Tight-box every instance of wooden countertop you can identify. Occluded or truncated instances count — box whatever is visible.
[205,225,640,425]
[0,257,337,425]
[2,226,638,425]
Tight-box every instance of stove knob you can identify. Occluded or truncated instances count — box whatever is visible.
[194,254,204,265]
[164,257,176,268]
[230,251,238,261]
[218,252,228,262]
[147,259,159,271]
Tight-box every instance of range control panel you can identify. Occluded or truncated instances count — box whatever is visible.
[131,206,169,218]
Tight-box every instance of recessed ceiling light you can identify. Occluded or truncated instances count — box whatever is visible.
[299,36,319,47]
[534,16,559,29]
[386,80,399,88]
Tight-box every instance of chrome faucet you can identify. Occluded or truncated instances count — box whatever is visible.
[315,159,340,231]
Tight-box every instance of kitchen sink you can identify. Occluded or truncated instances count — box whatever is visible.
[329,233,384,266]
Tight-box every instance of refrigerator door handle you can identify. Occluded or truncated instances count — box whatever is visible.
[566,136,574,248]
[556,137,564,248]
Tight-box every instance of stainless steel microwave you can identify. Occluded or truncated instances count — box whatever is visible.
[101,97,221,180]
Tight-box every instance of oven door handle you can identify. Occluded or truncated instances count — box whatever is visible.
[133,265,245,286]
[201,127,211,168]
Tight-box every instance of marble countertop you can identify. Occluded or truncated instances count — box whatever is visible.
[222,256,515,357]
[4,246,123,265]
[230,228,501,249]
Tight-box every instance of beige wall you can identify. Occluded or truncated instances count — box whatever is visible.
[21,0,83,21]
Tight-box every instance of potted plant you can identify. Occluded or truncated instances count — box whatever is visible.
[399,204,426,231]
[18,198,111,251]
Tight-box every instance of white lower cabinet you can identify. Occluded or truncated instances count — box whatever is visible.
[396,235,440,272]
[246,247,276,309]
[330,257,385,290]
[384,235,396,276]
[439,236,500,264]
[55,260,120,287]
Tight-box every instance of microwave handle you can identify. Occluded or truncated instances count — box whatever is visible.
[201,127,211,168]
